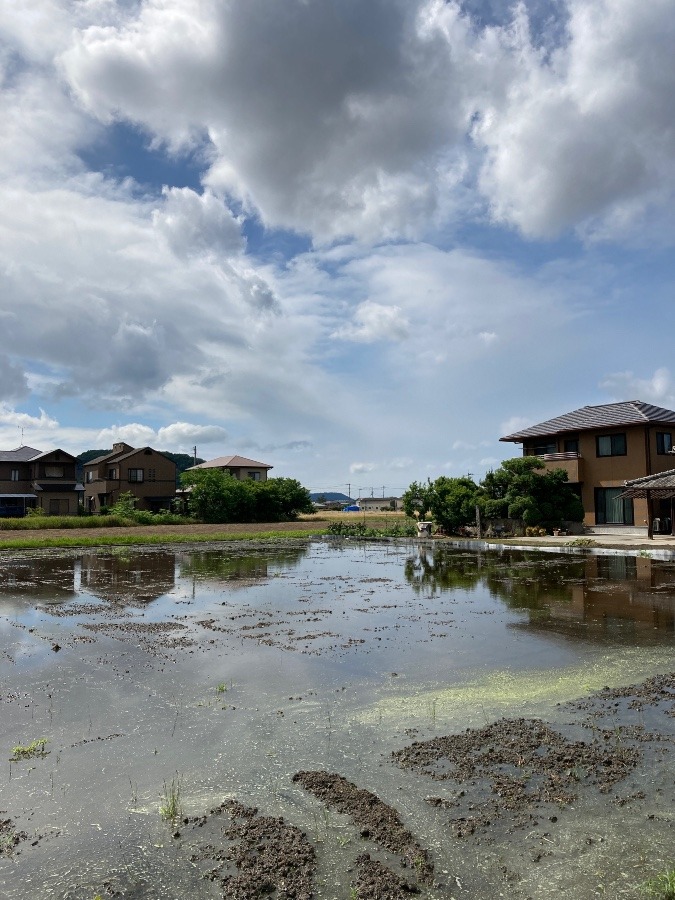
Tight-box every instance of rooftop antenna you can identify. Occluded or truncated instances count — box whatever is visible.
[18,425,24,445]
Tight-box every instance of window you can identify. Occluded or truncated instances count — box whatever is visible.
[596,433,627,457]
[10,469,19,482]
[44,465,64,478]
[595,487,634,525]
[107,468,117,479]
[656,432,673,455]
[563,438,579,453]
[148,468,156,482]
[86,471,94,483]
[128,469,144,483]
[248,471,261,481]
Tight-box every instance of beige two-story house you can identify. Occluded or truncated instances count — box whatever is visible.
[500,401,675,532]
[83,442,176,512]
[185,455,273,482]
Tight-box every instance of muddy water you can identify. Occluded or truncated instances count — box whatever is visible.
[0,541,674,899]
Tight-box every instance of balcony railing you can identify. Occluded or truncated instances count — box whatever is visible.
[541,451,581,461]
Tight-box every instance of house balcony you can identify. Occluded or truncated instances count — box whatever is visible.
[539,452,584,483]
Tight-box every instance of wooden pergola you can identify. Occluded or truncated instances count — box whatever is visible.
[619,469,675,539]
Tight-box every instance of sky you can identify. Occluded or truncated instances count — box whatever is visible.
[1,0,674,497]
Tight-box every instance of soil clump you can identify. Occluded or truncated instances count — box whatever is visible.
[292,770,433,884]
[394,717,640,837]
[187,799,316,899]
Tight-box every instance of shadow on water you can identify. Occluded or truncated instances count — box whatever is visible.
[0,541,674,899]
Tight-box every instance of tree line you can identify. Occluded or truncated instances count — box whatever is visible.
[402,457,584,533]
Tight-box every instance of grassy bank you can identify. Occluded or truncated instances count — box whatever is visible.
[0,510,411,551]
[0,528,325,551]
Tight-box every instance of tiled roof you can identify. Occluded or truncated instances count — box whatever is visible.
[501,401,675,442]
[84,446,173,466]
[624,468,675,489]
[0,446,42,462]
[620,467,675,499]
[110,447,174,465]
[188,455,273,470]
[84,449,118,466]
[30,448,76,461]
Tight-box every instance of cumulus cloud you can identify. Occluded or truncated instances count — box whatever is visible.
[350,462,375,474]
[157,422,228,446]
[600,367,675,409]
[473,0,675,239]
[56,0,675,244]
[96,421,228,450]
[153,187,244,259]
[59,0,477,242]
[0,405,58,431]
[333,301,410,343]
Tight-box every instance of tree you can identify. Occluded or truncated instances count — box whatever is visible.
[250,478,314,521]
[479,457,584,527]
[180,470,313,523]
[428,476,479,532]
[402,480,435,520]
[181,469,254,523]
[402,476,478,532]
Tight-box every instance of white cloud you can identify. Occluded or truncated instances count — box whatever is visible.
[95,423,156,447]
[0,405,58,431]
[157,422,228,447]
[333,300,410,343]
[600,367,675,409]
[350,462,375,474]
[474,0,675,240]
[152,187,244,259]
[499,415,534,437]
[95,421,228,451]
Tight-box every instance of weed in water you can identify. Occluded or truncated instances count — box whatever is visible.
[159,774,183,822]
[641,867,675,898]
[0,831,17,854]
[10,738,49,762]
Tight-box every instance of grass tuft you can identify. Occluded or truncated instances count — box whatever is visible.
[641,868,675,899]
[159,774,183,822]
[10,737,49,761]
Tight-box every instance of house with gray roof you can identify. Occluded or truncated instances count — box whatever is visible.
[0,445,83,516]
[500,401,675,534]
[185,455,273,482]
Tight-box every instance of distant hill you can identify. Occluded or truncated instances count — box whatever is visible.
[310,492,352,503]
[76,450,204,485]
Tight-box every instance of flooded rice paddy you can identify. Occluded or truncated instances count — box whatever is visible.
[1,539,675,899]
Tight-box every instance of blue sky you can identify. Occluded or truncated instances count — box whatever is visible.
[1,0,674,496]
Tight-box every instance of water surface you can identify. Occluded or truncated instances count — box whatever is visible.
[1,541,674,898]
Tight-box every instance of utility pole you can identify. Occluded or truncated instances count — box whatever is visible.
[193,445,197,465]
